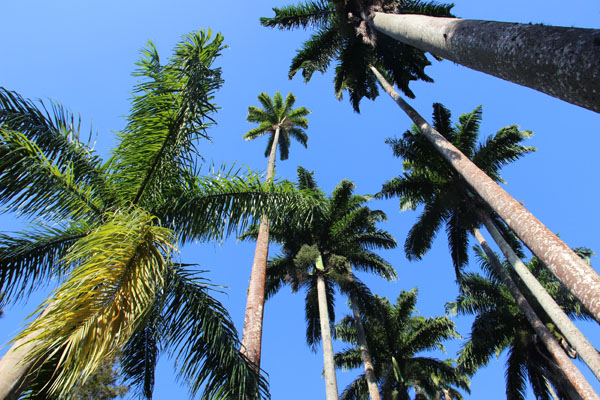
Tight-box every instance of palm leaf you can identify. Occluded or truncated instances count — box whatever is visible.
[15,208,174,397]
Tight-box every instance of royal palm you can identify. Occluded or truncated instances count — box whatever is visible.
[242,167,397,400]
[0,32,308,399]
[241,91,310,368]
[450,249,596,399]
[380,103,599,398]
[261,0,600,325]
[334,289,469,400]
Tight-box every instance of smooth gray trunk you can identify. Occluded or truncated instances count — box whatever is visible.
[316,255,339,400]
[473,228,599,400]
[370,65,600,325]
[350,295,380,400]
[478,210,600,382]
[370,13,600,113]
[240,126,280,367]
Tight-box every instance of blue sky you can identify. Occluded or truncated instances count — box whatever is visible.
[1,0,600,399]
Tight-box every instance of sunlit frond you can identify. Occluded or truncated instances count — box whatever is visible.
[15,208,174,397]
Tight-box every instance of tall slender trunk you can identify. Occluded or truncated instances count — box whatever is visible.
[369,13,600,113]
[370,65,600,325]
[316,254,339,400]
[240,126,280,367]
[350,294,380,400]
[472,228,599,400]
[477,209,600,382]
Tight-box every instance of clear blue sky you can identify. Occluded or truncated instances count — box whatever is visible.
[1,1,599,399]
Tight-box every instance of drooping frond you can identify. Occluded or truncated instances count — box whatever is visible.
[161,266,270,400]
[15,208,174,398]
[0,222,90,303]
[290,26,341,82]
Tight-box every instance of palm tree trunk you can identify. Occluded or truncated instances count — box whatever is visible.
[477,209,600,382]
[472,228,599,400]
[369,13,600,113]
[0,306,52,399]
[315,254,339,400]
[370,65,600,325]
[240,126,281,367]
[350,294,381,400]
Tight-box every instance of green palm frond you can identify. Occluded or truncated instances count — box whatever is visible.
[243,92,310,162]
[0,222,90,303]
[260,0,334,30]
[109,31,225,206]
[290,27,341,82]
[335,289,466,400]
[15,208,174,398]
[164,168,319,244]
[262,0,453,112]
[161,266,269,400]
[383,103,534,274]
[0,129,104,221]
[120,298,162,399]
[0,88,113,208]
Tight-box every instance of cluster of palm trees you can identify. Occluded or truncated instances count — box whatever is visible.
[0,0,599,399]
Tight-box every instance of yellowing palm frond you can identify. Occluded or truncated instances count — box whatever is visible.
[15,208,175,397]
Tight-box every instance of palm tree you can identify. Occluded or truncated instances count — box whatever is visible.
[241,91,310,368]
[241,167,397,400]
[449,248,597,400]
[334,289,469,400]
[261,0,600,327]
[267,0,600,112]
[379,103,600,398]
[0,31,313,399]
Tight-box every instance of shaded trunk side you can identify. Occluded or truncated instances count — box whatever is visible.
[478,209,600,382]
[370,13,600,113]
[472,228,599,400]
[370,65,600,325]
[350,294,381,400]
[316,255,339,400]
[240,127,280,368]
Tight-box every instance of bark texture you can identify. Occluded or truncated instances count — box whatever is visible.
[473,228,599,400]
[350,295,380,400]
[371,13,600,113]
[370,65,600,325]
[478,210,600,381]
[240,127,280,368]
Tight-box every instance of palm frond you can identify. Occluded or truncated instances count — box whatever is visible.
[260,0,334,30]
[0,129,104,220]
[15,208,174,398]
[0,222,90,303]
[161,266,269,400]
[109,31,224,207]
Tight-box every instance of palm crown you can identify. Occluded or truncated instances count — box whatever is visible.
[334,289,469,400]
[0,31,316,399]
[449,248,595,400]
[241,167,397,347]
[378,103,535,277]
[244,91,310,161]
[261,0,453,111]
